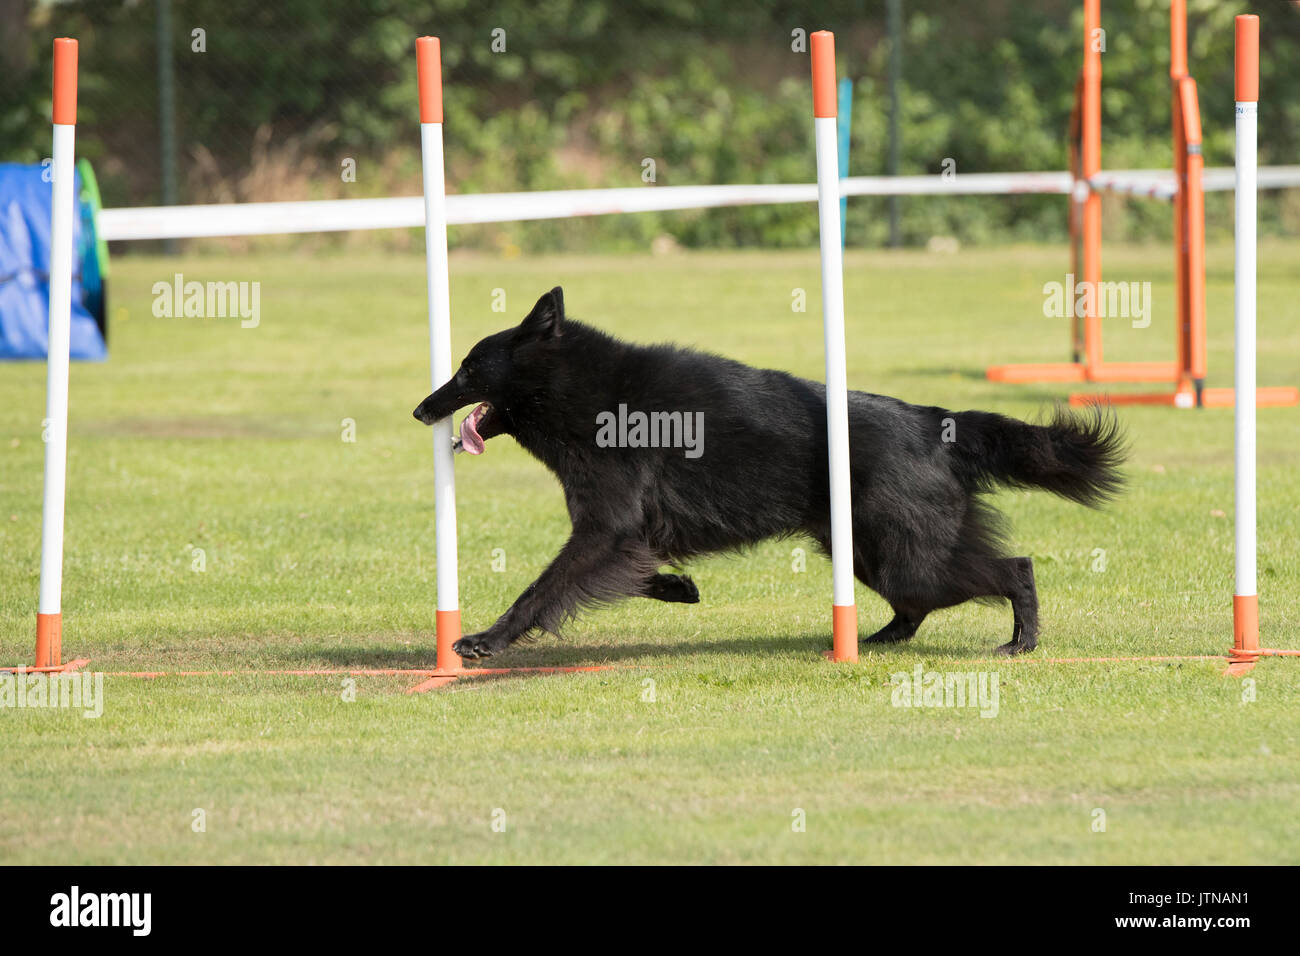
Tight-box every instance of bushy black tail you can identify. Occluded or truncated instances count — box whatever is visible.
[952,403,1127,507]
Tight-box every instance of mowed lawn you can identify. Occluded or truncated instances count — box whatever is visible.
[2,241,1298,864]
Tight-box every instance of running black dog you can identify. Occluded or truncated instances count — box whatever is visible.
[413,287,1125,659]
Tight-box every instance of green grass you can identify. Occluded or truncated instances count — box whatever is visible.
[2,242,1298,864]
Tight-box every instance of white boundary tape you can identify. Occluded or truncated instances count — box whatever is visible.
[96,166,1300,242]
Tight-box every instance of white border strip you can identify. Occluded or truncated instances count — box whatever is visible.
[96,166,1300,242]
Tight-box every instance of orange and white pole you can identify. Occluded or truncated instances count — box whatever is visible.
[35,38,78,670]
[417,36,462,672]
[1233,15,1259,657]
[811,31,857,663]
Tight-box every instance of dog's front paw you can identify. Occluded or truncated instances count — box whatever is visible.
[454,632,507,660]
[676,575,700,604]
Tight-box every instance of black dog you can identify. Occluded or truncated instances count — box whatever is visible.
[414,287,1125,660]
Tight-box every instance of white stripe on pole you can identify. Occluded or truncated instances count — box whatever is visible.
[1234,99,1257,604]
[814,114,856,620]
[421,120,459,619]
[38,121,76,619]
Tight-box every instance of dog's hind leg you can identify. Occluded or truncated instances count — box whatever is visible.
[642,573,700,604]
[993,556,1039,655]
[862,606,928,645]
[453,531,658,660]
[846,547,927,645]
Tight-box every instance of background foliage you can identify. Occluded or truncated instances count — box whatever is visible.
[3,0,1299,250]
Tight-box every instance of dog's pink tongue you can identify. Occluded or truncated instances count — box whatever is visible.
[459,405,487,455]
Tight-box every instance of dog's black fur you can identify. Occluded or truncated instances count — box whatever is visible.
[414,287,1126,660]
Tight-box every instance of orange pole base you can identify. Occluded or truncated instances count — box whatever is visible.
[35,612,62,669]
[1069,386,1299,408]
[987,361,1185,386]
[1,657,89,675]
[825,603,858,663]
[987,362,1088,384]
[1200,387,1299,408]
[1233,594,1259,657]
[435,608,462,672]
[1083,362,1180,383]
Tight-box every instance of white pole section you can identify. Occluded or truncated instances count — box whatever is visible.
[417,36,462,671]
[36,38,78,670]
[811,31,858,663]
[1233,15,1259,655]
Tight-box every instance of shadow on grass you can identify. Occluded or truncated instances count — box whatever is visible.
[81,628,1076,673]
[309,633,821,669]
[304,632,1018,670]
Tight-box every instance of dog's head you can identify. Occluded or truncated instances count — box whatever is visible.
[412,286,565,454]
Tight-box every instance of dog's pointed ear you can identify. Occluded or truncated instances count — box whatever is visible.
[519,286,564,339]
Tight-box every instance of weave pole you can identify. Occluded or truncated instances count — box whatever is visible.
[407,37,628,693]
[837,76,852,249]
[34,39,79,671]
[417,36,462,674]
[1224,14,1300,674]
[811,31,858,663]
[1232,16,1259,663]
[1079,0,1102,375]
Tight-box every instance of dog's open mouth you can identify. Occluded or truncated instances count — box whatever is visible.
[453,402,492,455]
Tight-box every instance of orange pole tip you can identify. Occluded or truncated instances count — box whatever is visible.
[52,37,77,126]
[810,31,837,118]
[416,36,443,124]
[1235,15,1259,103]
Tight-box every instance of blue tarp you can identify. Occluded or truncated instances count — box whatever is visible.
[0,162,107,360]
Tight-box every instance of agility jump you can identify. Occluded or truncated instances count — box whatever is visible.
[987,0,1298,410]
